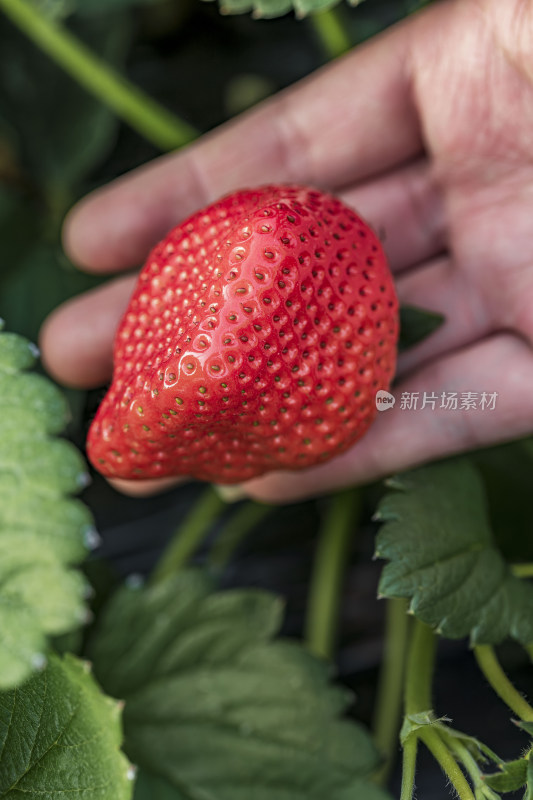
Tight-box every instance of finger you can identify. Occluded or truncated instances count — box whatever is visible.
[70,150,447,279]
[63,7,431,273]
[39,274,137,388]
[395,255,492,375]
[43,153,446,386]
[43,157,446,390]
[340,159,446,273]
[241,333,533,503]
[108,476,188,497]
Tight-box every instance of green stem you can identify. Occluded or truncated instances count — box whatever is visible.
[305,488,360,660]
[474,644,533,721]
[402,620,475,800]
[418,727,476,800]
[405,619,436,715]
[525,643,533,663]
[0,0,198,151]
[309,8,351,60]
[445,736,499,800]
[151,487,226,584]
[373,598,411,785]
[399,735,418,800]
[208,501,272,572]
[512,562,533,579]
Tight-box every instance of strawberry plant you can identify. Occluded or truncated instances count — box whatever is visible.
[0,323,92,688]
[0,1,531,799]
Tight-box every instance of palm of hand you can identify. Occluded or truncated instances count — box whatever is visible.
[414,0,533,356]
[40,0,533,502]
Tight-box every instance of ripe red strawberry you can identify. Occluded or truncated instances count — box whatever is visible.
[87,185,398,484]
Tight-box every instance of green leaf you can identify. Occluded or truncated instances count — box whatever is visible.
[375,459,533,645]
[472,438,533,561]
[0,326,92,690]
[253,0,293,19]
[294,0,343,15]
[484,758,529,793]
[90,570,392,800]
[203,0,346,18]
[400,710,438,744]
[133,770,389,800]
[398,304,445,352]
[134,771,186,800]
[517,722,533,737]
[212,0,256,13]
[0,653,133,798]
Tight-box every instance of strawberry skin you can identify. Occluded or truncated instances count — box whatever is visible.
[87,185,398,484]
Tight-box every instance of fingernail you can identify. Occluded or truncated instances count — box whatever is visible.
[213,484,247,503]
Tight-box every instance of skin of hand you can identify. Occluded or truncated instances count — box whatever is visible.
[40,0,533,503]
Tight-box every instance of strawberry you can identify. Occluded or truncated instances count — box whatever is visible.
[87,185,398,484]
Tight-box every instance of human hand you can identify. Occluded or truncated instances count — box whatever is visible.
[40,0,533,503]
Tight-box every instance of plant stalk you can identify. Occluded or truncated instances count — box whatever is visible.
[208,501,272,572]
[418,727,476,800]
[151,487,226,584]
[399,735,418,800]
[474,644,533,722]
[512,562,533,579]
[373,597,411,785]
[305,488,360,659]
[309,7,351,60]
[0,0,198,151]
[402,620,475,800]
[445,736,500,800]
[405,619,436,715]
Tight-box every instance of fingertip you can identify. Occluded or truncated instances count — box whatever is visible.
[39,303,93,388]
[39,274,136,389]
[241,431,388,504]
[62,198,92,271]
[241,472,328,505]
[62,190,125,273]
